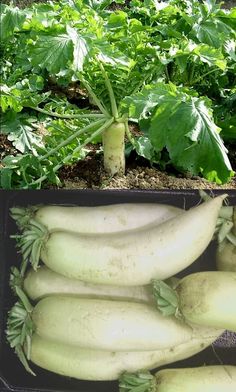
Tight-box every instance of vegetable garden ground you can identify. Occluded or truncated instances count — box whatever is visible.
[1,128,236,190]
[1,0,236,189]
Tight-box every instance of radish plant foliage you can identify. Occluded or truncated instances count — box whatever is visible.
[0,0,235,188]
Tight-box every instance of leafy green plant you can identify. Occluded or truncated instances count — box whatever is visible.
[0,0,235,188]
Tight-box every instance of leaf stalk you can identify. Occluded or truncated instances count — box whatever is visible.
[98,61,119,119]
[28,117,115,187]
[39,118,106,162]
[28,106,107,119]
[80,75,110,116]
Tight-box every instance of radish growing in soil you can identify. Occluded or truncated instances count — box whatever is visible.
[1,1,234,188]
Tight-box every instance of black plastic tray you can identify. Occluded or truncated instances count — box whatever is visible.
[0,189,236,392]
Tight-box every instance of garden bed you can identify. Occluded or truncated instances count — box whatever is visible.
[1,0,236,189]
[57,148,236,190]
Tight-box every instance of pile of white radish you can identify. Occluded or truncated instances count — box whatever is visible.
[7,193,235,386]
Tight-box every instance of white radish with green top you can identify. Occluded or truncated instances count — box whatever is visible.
[10,202,182,233]
[154,271,236,332]
[34,194,226,285]
[102,121,125,175]
[23,266,154,303]
[119,366,236,392]
[7,290,222,378]
[29,324,222,381]
[32,296,199,351]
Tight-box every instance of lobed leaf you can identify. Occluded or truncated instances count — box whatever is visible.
[0,5,27,40]
[149,92,234,184]
[30,33,73,74]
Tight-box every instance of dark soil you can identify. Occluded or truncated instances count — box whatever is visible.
[1,130,236,190]
[55,124,236,191]
[57,145,236,190]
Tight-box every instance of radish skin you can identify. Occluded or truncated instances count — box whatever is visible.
[102,121,125,175]
[40,195,226,285]
[176,271,236,332]
[32,296,202,351]
[24,266,153,303]
[216,240,236,272]
[31,203,183,234]
[29,325,222,381]
[152,366,236,392]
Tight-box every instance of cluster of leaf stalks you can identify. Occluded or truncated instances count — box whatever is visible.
[0,0,236,188]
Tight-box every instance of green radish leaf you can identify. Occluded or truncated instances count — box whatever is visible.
[152,280,179,317]
[123,82,234,183]
[66,26,89,72]
[0,86,50,114]
[175,54,189,74]
[119,371,154,392]
[218,8,236,30]
[134,136,160,163]
[193,21,221,48]
[14,218,48,270]
[0,85,23,113]
[28,75,45,91]
[30,33,73,74]
[0,4,26,40]
[149,94,234,184]
[121,83,178,121]
[193,44,227,70]
[106,10,128,29]
[192,19,234,49]
[224,39,236,62]
[220,121,236,142]
[0,154,46,189]
[6,298,35,376]
[5,117,44,154]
